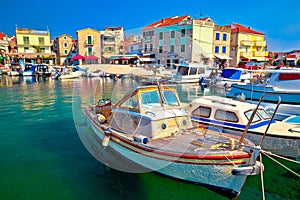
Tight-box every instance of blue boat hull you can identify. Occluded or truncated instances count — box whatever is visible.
[227,84,300,104]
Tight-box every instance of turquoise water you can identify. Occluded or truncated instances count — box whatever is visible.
[0,75,299,200]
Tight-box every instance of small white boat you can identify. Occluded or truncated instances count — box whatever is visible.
[210,68,252,88]
[84,84,263,198]
[59,70,84,79]
[169,62,212,83]
[186,95,300,159]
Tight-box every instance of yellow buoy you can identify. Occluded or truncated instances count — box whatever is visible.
[97,114,106,123]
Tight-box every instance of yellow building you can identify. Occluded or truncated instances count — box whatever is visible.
[76,28,101,64]
[53,34,74,65]
[229,23,267,67]
[213,25,231,63]
[13,28,54,64]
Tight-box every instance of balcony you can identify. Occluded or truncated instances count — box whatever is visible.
[240,40,254,46]
[255,41,266,46]
[254,51,266,57]
[85,40,94,46]
[240,52,254,57]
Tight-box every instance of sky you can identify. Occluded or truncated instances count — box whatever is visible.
[1,0,300,52]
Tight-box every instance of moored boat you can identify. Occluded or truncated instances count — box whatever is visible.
[227,69,300,104]
[185,95,300,159]
[169,62,212,83]
[84,84,263,198]
[23,63,36,76]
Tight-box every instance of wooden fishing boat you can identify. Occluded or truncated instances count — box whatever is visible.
[186,95,300,159]
[84,84,263,198]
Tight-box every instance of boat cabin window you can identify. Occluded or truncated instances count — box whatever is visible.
[177,66,188,75]
[189,67,197,75]
[120,94,140,111]
[244,110,261,123]
[162,90,179,106]
[192,106,211,118]
[257,109,271,120]
[215,109,238,122]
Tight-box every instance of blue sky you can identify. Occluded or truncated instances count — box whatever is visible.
[1,0,300,51]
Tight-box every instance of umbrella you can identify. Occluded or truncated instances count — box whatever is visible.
[85,55,99,60]
[72,54,86,60]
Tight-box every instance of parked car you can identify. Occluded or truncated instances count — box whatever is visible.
[238,61,261,70]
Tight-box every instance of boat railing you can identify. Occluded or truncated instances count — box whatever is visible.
[238,95,281,147]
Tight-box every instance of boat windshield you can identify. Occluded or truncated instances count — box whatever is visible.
[244,110,261,123]
[140,89,179,109]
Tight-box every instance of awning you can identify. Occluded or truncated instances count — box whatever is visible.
[215,55,232,60]
[85,55,99,60]
[139,57,156,62]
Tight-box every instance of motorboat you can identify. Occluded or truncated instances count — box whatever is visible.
[185,95,300,159]
[84,84,263,198]
[23,63,36,76]
[35,64,51,76]
[169,62,212,83]
[8,63,23,76]
[210,67,252,88]
[227,69,300,104]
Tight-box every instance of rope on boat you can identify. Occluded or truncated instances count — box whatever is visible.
[261,150,300,165]
[260,154,265,200]
[261,150,300,178]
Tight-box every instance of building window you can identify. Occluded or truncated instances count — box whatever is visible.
[150,43,153,51]
[64,36,67,40]
[181,44,185,52]
[223,33,227,41]
[215,46,219,53]
[216,33,220,40]
[181,29,186,37]
[23,36,29,45]
[64,42,68,48]
[159,32,163,40]
[222,46,226,53]
[40,48,45,53]
[64,49,68,55]
[170,45,175,53]
[87,47,93,55]
[171,31,175,38]
[159,46,163,53]
[144,44,147,52]
[38,37,45,45]
[87,35,93,45]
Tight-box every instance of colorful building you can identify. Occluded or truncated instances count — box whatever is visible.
[76,28,101,64]
[52,34,74,65]
[213,25,231,64]
[12,28,55,64]
[142,15,215,68]
[229,23,267,67]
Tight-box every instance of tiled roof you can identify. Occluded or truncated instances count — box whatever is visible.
[231,23,265,35]
[144,15,190,29]
[0,32,8,40]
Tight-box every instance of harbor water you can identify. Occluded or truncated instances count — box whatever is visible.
[0,75,299,200]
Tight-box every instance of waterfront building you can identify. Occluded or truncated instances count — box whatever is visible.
[142,15,214,68]
[229,23,267,67]
[76,28,101,64]
[52,34,75,65]
[11,28,55,64]
[101,26,124,63]
[213,25,232,66]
